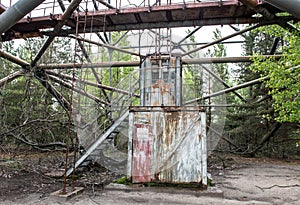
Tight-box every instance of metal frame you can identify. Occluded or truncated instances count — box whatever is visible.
[0,0,298,178]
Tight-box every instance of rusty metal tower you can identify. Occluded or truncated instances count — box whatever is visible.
[0,0,299,186]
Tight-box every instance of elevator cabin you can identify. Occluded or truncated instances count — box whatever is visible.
[128,54,207,186]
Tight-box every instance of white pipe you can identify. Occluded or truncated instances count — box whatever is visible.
[264,0,300,19]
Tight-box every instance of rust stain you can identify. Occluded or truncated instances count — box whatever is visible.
[132,124,152,183]
[130,109,205,184]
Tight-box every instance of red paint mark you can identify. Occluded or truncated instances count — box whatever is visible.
[132,124,152,183]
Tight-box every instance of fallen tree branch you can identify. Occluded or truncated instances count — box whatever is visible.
[255,184,300,192]
[0,119,63,137]
[3,133,68,152]
[244,122,282,156]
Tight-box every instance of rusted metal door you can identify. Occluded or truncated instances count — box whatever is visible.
[128,107,207,185]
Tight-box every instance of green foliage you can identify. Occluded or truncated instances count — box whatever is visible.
[206,28,229,82]
[251,24,300,123]
[114,176,131,185]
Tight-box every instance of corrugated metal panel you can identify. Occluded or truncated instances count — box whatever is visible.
[128,107,207,185]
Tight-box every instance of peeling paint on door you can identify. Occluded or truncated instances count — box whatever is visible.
[128,106,207,185]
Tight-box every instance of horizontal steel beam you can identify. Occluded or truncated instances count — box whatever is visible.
[182,55,282,64]
[51,17,262,37]
[37,55,282,70]
[46,70,140,98]
[38,61,141,69]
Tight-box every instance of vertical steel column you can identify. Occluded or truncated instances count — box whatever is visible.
[0,0,45,34]
[127,112,134,179]
[140,60,145,106]
[200,112,207,186]
[175,56,182,106]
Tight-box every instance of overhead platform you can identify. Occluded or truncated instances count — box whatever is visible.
[1,0,286,41]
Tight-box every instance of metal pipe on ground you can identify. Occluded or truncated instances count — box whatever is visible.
[0,0,45,34]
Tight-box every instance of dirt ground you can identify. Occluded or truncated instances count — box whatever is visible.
[0,151,300,205]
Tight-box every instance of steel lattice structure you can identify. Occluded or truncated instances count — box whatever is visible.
[0,0,299,178]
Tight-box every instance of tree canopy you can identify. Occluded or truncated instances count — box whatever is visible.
[251,24,300,123]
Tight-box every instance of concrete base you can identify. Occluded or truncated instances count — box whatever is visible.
[105,183,223,198]
[50,187,84,202]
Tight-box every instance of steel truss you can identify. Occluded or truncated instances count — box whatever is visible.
[0,0,299,177]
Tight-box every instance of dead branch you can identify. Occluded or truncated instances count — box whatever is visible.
[256,184,300,192]
[0,119,65,137]
[244,122,282,156]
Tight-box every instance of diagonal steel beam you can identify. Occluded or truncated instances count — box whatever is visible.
[200,65,246,103]
[113,31,129,46]
[31,0,82,67]
[30,0,82,113]
[46,70,140,98]
[0,49,30,68]
[34,70,70,111]
[48,75,109,105]
[240,0,300,35]
[56,0,110,104]
[239,0,275,20]
[77,39,111,103]
[176,26,202,46]
[69,35,143,57]
[264,0,300,19]
[184,76,269,105]
[182,24,262,57]
[0,70,24,87]
[0,0,45,34]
